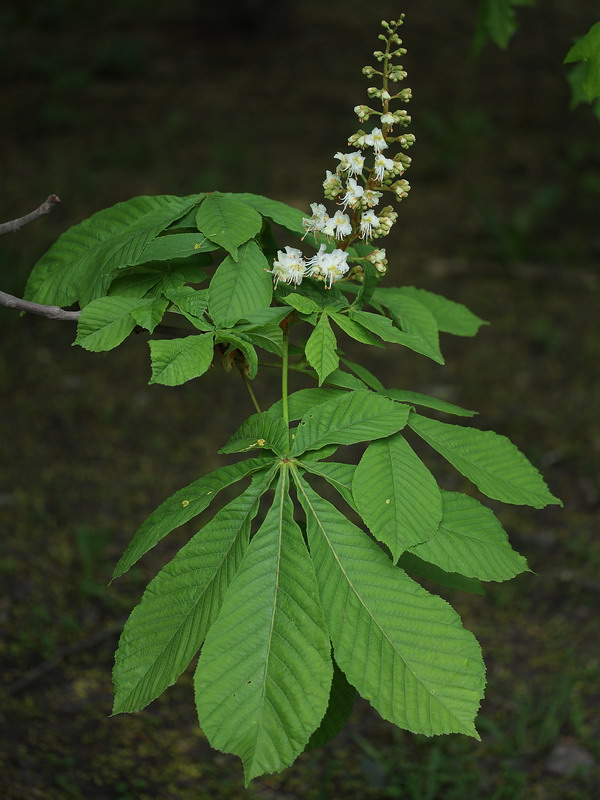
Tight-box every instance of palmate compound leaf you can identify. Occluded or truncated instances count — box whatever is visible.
[291,390,410,456]
[353,434,443,562]
[112,457,273,579]
[305,313,339,386]
[293,472,486,738]
[195,193,263,259]
[409,491,529,581]
[408,413,562,509]
[208,240,273,329]
[219,410,289,457]
[113,468,277,714]
[25,194,200,307]
[148,333,215,386]
[195,469,333,784]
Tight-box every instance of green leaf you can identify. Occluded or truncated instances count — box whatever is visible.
[380,287,487,337]
[340,358,385,391]
[215,332,259,380]
[382,388,477,418]
[164,197,206,230]
[368,294,444,363]
[280,280,347,311]
[219,410,289,457]
[109,262,209,300]
[354,260,379,308]
[350,309,444,365]
[112,471,275,714]
[408,413,561,508]
[329,311,382,347]
[135,233,221,263]
[564,22,600,102]
[132,297,169,333]
[305,313,339,386]
[323,369,368,391]
[307,663,355,750]
[74,296,140,351]
[398,552,485,595]
[270,387,346,421]
[25,194,199,307]
[149,333,214,386]
[208,241,273,328]
[300,444,340,463]
[231,193,308,236]
[164,286,209,318]
[195,470,332,783]
[299,461,357,510]
[294,475,486,738]
[236,307,290,327]
[409,491,529,581]
[196,193,262,259]
[353,434,443,561]
[291,391,410,456]
[108,270,164,299]
[281,293,322,314]
[234,324,284,357]
[112,457,273,579]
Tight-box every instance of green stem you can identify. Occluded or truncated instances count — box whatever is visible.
[237,364,262,413]
[282,331,290,449]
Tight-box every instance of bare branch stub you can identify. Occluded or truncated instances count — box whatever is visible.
[0,290,80,321]
[0,194,61,236]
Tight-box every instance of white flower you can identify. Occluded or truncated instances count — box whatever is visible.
[363,189,382,208]
[373,153,396,181]
[335,151,350,171]
[347,151,365,175]
[341,178,364,210]
[337,151,365,176]
[360,210,381,239]
[323,210,352,239]
[269,246,307,286]
[306,245,350,288]
[365,126,388,153]
[302,202,329,234]
[380,112,395,126]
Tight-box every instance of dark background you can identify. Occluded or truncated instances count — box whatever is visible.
[1,2,599,798]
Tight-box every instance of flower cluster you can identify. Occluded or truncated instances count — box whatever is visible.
[269,245,350,289]
[269,17,414,288]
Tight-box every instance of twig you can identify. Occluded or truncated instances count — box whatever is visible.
[237,362,262,413]
[4,623,124,696]
[0,194,61,236]
[0,290,81,320]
